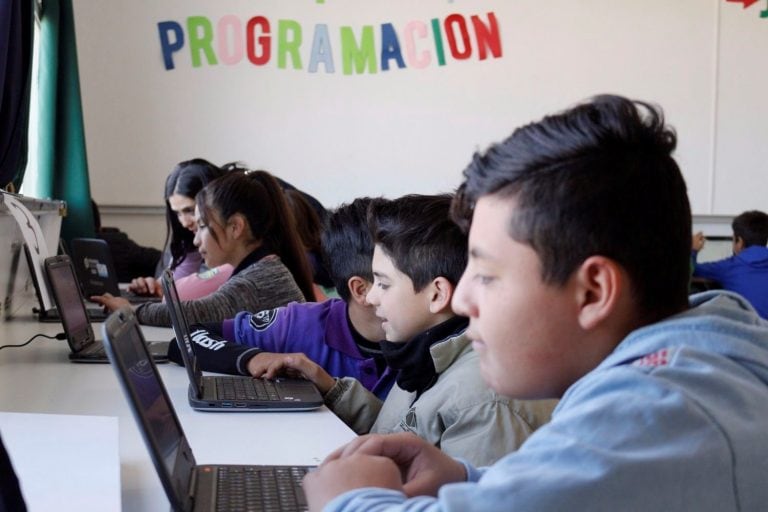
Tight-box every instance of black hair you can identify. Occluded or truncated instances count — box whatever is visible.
[195,169,315,302]
[286,189,323,255]
[222,161,328,221]
[163,158,225,269]
[321,197,387,301]
[452,94,691,321]
[732,210,768,247]
[286,189,335,287]
[369,194,467,292]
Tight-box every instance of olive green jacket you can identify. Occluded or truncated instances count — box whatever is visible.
[324,331,558,466]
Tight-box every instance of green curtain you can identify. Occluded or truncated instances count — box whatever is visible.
[37,0,94,243]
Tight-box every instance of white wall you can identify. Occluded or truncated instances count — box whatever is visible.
[71,0,767,236]
[714,3,768,212]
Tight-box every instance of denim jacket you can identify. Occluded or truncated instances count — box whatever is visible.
[326,291,768,512]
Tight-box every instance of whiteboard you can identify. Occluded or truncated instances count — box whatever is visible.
[70,0,764,215]
[714,1,768,214]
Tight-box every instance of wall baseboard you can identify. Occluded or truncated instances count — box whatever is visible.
[99,204,165,216]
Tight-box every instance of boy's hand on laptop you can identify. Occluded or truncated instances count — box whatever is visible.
[320,432,467,498]
[303,453,403,510]
[247,353,335,393]
[128,276,163,297]
[90,293,131,313]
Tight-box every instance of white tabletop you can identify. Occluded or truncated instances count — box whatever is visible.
[0,312,356,511]
[0,411,120,512]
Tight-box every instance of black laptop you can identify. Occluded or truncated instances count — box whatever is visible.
[70,238,160,304]
[43,254,169,363]
[160,269,324,412]
[101,308,312,512]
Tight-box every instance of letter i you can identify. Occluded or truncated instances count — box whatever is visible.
[431,18,446,66]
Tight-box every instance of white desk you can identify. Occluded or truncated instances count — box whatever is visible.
[0,313,357,511]
[0,411,120,511]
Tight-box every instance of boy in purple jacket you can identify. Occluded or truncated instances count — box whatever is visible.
[167,197,395,399]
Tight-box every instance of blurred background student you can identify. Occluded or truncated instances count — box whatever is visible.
[692,209,768,318]
[128,158,227,298]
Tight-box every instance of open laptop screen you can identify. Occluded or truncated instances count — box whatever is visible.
[45,258,91,352]
[70,238,121,296]
[161,269,205,392]
[124,344,181,473]
[102,310,192,509]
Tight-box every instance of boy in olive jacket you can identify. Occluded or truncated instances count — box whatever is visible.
[253,194,557,467]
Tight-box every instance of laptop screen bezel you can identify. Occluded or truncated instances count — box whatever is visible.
[160,269,206,397]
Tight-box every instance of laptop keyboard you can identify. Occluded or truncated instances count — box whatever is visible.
[83,344,107,357]
[216,377,281,401]
[216,466,309,512]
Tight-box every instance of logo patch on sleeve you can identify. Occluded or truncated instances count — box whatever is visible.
[397,407,418,434]
[632,348,670,368]
[249,308,279,331]
[190,329,226,351]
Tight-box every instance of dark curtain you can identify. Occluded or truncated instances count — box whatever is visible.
[0,0,34,190]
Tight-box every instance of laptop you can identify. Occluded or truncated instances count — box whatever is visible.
[160,268,324,412]
[70,238,160,303]
[101,308,312,512]
[23,242,107,322]
[43,254,169,363]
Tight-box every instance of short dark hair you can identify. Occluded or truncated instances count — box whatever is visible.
[163,158,225,269]
[732,210,768,247]
[321,197,387,301]
[196,169,315,302]
[370,194,467,292]
[452,95,691,321]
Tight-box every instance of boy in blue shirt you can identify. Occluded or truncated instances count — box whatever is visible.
[254,194,556,467]
[301,95,768,511]
[692,210,768,318]
[167,197,394,399]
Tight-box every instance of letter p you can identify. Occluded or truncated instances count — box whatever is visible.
[158,21,184,70]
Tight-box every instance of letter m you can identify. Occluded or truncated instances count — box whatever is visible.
[340,26,377,75]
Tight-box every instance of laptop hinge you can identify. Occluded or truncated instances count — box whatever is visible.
[182,467,197,511]
[188,468,198,498]
[196,376,206,400]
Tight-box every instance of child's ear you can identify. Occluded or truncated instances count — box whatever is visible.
[574,256,625,330]
[733,236,745,254]
[428,276,455,314]
[347,276,372,306]
[228,213,247,239]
